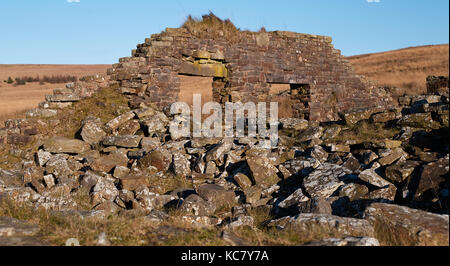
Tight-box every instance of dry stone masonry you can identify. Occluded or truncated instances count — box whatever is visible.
[0,17,448,246]
[107,27,393,121]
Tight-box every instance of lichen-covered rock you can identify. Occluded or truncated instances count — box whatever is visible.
[197,183,236,209]
[297,126,324,142]
[102,135,142,148]
[91,151,128,173]
[359,167,392,188]
[233,173,253,189]
[338,183,369,201]
[364,203,449,246]
[117,120,141,136]
[80,120,106,145]
[135,188,176,212]
[279,118,309,131]
[303,163,351,198]
[105,111,135,131]
[43,137,91,154]
[268,213,375,238]
[246,151,280,187]
[138,148,172,172]
[119,174,150,191]
[140,112,168,135]
[205,138,233,163]
[397,113,437,129]
[178,194,216,216]
[278,188,309,209]
[298,197,333,215]
[305,237,380,246]
[36,149,52,167]
[414,155,449,200]
[172,153,191,177]
[341,108,382,125]
[385,160,420,184]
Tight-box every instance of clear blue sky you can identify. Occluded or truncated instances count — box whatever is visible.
[0,0,448,64]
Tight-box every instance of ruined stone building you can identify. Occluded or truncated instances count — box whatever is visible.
[107,17,391,122]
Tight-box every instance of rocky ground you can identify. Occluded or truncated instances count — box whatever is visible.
[0,77,448,246]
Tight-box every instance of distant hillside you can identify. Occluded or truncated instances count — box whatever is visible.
[347,44,449,95]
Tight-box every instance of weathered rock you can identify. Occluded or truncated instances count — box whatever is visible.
[268,214,375,238]
[36,149,52,167]
[246,148,280,187]
[190,137,222,148]
[138,148,172,172]
[280,118,309,131]
[364,203,449,246]
[45,155,73,178]
[321,126,342,140]
[119,174,150,191]
[105,111,135,131]
[341,108,382,125]
[197,183,236,209]
[339,184,370,203]
[243,187,262,205]
[298,197,332,215]
[305,237,380,246]
[102,135,142,148]
[205,138,233,163]
[80,121,106,145]
[140,112,168,135]
[414,155,449,199]
[309,145,328,163]
[371,111,397,123]
[378,148,407,166]
[303,163,351,198]
[91,152,128,173]
[397,113,436,129]
[385,160,420,184]
[172,153,191,177]
[278,188,309,209]
[178,194,216,216]
[233,173,253,189]
[117,120,141,136]
[43,137,91,154]
[297,126,324,142]
[359,166,392,188]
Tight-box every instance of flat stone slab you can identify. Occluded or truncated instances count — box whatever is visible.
[0,216,40,237]
[45,94,81,102]
[364,203,449,246]
[0,236,48,246]
[43,137,91,154]
[267,213,375,238]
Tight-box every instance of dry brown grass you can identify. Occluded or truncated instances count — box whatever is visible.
[0,198,334,246]
[182,12,240,41]
[347,44,449,96]
[0,64,110,125]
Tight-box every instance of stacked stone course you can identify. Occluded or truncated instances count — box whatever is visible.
[108,27,393,121]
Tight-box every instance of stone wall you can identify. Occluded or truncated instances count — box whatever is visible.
[107,27,393,121]
[427,76,449,94]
